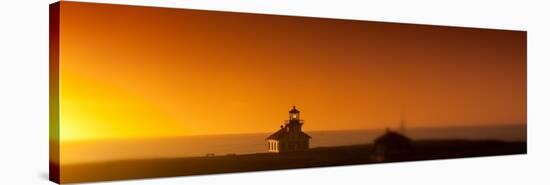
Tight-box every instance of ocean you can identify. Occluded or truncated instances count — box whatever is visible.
[60,124,526,164]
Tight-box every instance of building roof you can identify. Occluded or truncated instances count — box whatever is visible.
[266,127,311,140]
[266,128,287,140]
[299,132,312,139]
[289,106,300,113]
[374,129,411,145]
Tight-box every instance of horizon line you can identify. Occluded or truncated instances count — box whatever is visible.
[58,123,526,143]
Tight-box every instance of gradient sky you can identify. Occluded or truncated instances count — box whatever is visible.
[57,2,526,142]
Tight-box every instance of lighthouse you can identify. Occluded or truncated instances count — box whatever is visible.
[266,106,311,153]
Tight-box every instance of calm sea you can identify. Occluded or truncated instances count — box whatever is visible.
[61,124,526,164]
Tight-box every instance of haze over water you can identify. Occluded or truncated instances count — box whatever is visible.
[61,124,525,164]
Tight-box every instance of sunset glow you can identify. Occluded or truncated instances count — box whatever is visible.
[56,2,526,142]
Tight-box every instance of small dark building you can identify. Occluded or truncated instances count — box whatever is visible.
[372,129,412,161]
[266,106,311,153]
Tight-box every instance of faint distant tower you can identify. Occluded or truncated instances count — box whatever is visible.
[399,119,406,135]
[399,111,406,135]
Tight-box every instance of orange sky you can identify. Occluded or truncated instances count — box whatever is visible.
[57,2,526,141]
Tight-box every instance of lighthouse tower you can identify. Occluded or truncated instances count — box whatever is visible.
[266,106,311,153]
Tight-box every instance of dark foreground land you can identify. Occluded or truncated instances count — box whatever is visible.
[57,139,526,183]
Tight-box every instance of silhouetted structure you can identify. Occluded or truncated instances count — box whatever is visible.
[372,128,412,161]
[399,112,407,135]
[266,106,311,153]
